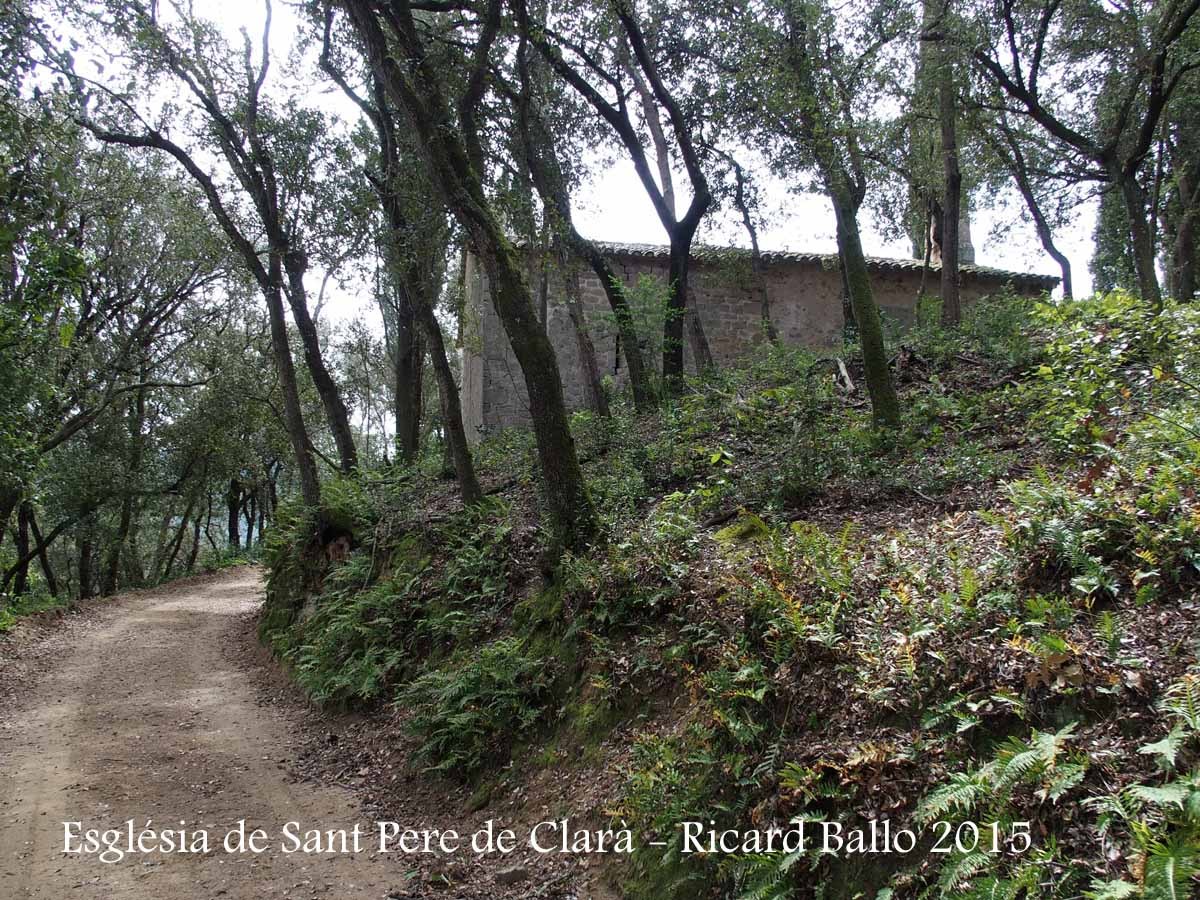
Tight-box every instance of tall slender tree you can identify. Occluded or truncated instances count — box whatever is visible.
[335,0,595,551]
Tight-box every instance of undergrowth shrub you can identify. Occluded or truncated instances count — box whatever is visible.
[286,552,421,704]
[1021,293,1200,454]
[560,495,701,631]
[905,289,1043,370]
[273,498,514,707]
[901,673,1200,898]
[997,295,1200,605]
[399,637,552,778]
[0,586,69,632]
[1004,457,1200,604]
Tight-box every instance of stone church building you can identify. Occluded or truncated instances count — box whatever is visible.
[460,242,1058,437]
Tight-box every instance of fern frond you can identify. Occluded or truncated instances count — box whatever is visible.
[937,850,994,893]
[1142,833,1200,900]
[1161,675,1200,732]
[916,771,991,823]
[1083,878,1139,900]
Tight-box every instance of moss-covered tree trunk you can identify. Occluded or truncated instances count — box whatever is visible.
[392,298,423,463]
[475,239,597,550]
[343,0,595,552]
[830,187,901,429]
[939,56,962,326]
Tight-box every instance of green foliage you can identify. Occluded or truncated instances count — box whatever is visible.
[0,587,72,633]
[740,522,861,662]
[998,298,1200,603]
[266,498,514,706]
[905,290,1044,371]
[398,638,552,778]
[558,496,701,631]
[285,552,416,704]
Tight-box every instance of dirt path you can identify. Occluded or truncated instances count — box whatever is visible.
[0,568,403,900]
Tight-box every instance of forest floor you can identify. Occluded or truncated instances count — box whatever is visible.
[0,567,563,900]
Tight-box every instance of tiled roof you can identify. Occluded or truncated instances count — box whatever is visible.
[590,240,1060,287]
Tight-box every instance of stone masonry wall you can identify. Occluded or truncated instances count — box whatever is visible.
[460,248,1053,437]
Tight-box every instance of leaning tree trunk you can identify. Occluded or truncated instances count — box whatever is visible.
[163,496,198,581]
[186,517,202,573]
[477,239,596,550]
[579,245,656,410]
[1005,130,1074,298]
[727,158,778,342]
[264,271,322,509]
[27,505,58,596]
[284,254,359,473]
[830,186,901,429]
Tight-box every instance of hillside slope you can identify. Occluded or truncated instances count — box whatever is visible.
[263,293,1200,899]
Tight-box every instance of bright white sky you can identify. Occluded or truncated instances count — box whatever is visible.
[199,0,1097,324]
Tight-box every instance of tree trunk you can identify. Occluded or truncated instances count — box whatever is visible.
[1171,166,1197,301]
[149,506,173,582]
[476,240,595,549]
[227,479,241,551]
[103,496,133,596]
[1003,128,1074,298]
[104,378,148,596]
[163,497,197,581]
[393,297,424,463]
[559,246,610,418]
[243,492,256,548]
[26,505,58,596]
[283,254,359,473]
[1175,214,1196,301]
[264,270,322,509]
[727,157,777,342]
[416,301,483,505]
[1114,167,1163,309]
[186,516,202,573]
[78,534,94,601]
[939,58,962,326]
[204,492,218,552]
[831,187,901,429]
[665,233,714,382]
[12,502,30,596]
[575,242,655,410]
